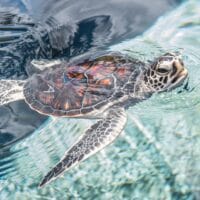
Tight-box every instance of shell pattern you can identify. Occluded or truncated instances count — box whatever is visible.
[23,54,144,117]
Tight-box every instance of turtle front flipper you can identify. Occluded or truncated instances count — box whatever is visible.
[39,106,127,187]
[0,80,25,106]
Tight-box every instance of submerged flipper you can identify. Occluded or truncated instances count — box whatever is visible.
[0,80,25,106]
[39,106,127,187]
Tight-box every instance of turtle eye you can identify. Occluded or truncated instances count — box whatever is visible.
[157,67,169,74]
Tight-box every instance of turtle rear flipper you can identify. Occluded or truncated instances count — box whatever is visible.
[39,106,127,187]
[0,80,25,106]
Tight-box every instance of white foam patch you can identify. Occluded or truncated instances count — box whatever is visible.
[0,80,25,106]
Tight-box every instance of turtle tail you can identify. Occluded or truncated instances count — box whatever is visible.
[0,80,25,106]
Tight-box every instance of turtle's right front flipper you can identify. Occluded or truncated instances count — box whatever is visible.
[0,80,25,106]
[39,106,127,187]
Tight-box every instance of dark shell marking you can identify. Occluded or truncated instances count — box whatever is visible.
[23,54,143,117]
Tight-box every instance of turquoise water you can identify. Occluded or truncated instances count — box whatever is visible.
[1,0,200,199]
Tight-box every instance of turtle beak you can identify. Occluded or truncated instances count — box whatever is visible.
[168,58,188,90]
[176,67,188,87]
[178,67,188,78]
[174,57,188,79]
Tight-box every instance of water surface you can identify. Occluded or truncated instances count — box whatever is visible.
[1,0,200,199]
[0,0,181,148]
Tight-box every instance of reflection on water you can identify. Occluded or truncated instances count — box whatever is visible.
[1,0,200,199]
[0,0,181,79]
[0,0,180,163]
[0,100,47,147]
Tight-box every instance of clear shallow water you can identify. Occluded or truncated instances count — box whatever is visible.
[1,0,200,199]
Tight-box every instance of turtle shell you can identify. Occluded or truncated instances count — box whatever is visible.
[23,53,143,117]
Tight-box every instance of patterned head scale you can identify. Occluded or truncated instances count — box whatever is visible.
[144,53,188,92]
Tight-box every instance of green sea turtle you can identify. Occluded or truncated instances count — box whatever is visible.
[0,52,188,187]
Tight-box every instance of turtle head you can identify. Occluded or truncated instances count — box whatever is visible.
[144,53,188,93]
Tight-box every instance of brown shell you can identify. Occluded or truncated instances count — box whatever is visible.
[23,54,140,117]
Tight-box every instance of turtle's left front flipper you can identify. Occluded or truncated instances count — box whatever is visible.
[39,106,127,187]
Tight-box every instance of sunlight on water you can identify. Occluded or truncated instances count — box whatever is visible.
[1,0,200,199]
